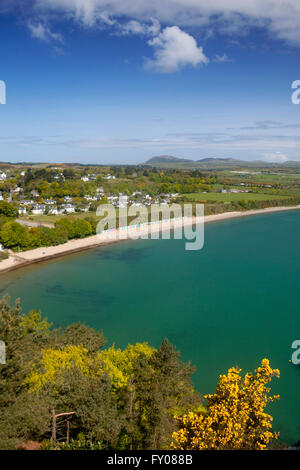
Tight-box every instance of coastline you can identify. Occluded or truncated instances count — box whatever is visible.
[1,204,300,275]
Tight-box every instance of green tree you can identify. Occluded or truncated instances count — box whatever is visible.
[0,201,18,219]
[72,219,93,239]
[0,221,34,250]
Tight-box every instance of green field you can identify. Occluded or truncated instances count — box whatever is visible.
[20,211,97,224]
[181,192,293,203]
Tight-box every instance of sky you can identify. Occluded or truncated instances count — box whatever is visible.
[0,0,300,164]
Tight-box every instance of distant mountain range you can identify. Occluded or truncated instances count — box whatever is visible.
[143,155,300,169]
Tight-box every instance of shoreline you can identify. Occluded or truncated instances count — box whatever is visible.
[1,204,300,275]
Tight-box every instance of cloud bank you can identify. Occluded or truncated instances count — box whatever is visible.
[3,1,300,72]
[32,0,300,46]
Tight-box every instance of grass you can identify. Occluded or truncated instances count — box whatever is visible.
[19,212,97,224]
[181,192,293,203]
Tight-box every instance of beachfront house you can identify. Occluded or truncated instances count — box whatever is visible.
[48,207,60,215]
[61,204,75,213]
[18,207,27,215]
[32,204,46,215]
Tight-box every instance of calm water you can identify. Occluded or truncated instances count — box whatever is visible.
[2,211,300,444]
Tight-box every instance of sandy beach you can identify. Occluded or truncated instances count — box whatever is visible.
[1,205,300,275]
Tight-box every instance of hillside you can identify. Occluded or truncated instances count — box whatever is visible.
[143,155,300,170]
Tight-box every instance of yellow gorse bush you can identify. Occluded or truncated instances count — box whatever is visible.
[171,359,280,450]
[24,342,154,391]
[97,343,154,389]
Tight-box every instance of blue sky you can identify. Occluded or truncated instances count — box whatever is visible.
[0,0,300,164]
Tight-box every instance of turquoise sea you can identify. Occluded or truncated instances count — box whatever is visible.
[2,210,300,445]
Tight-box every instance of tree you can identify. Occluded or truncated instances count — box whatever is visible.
[171,359,280,450]
[50,322,106,353]
[55,218,74,238]
[129,339,203,450]
[72,219,93,239]
[0,221,34,250]
[0,201,18,219]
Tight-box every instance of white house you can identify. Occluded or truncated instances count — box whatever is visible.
[44,199,56,205]
[13,187,22,194]
[81,176,89,182]
[49,207,60,215]
[0,172,7,180]
[61,204,75,213]
[0,192,3,201]
[20,200,34,206]
[18,207,27,216]
[32,204,46,215]
[0,243,4,252]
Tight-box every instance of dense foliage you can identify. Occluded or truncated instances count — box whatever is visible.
[0,217,95,251]
[0,296,201,450]
[0,295,281,451]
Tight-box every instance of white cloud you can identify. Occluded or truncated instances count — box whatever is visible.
[213,53,230,63]
[263,151,289,163]
[118,19,161,37]
[145,26,209,73]
[28,22,63,43]
[32,0,300,46]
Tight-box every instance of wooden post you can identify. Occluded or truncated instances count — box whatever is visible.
[51,410,75,444]
[66,419,70,444]
[51,409,56,444]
